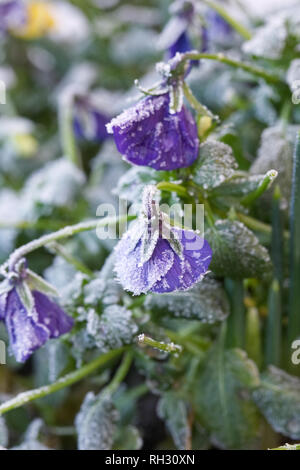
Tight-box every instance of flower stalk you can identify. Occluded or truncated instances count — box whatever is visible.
[0,347,127,416]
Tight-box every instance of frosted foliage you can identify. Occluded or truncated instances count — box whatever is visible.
[242,17,287,59]
[145,277,229,323]
[0,417,8,448]
[206,220,272,280]
[211,174,269,199]
[86,305,138,351]
[11,419,50,450]
[111,28,158,65]
[84,277,122,307]
[253,366,300,440]
[194,140,238,190]
[251,85,278,126]
[44,256,77,290]
[114,166,159,204]
[76,391,119,450]
[195,347,260,449]
[286,59,300,90]
[22,159,85,210]
[251,125,299,208]
[157,392,190,450]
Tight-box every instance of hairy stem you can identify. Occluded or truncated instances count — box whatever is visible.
[0,348,126,416]
[3,215,134,273]
[183,52,281,84]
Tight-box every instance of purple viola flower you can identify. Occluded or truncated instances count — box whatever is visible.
[0,0,27,35]
[204,9,234,48]
[106,93,199,171]
[114,186,212,295]
[0,262,73,362]
[73,95,110,142]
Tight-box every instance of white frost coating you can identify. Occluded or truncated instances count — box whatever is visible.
[106,95,166,134]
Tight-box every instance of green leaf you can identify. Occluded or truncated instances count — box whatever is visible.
[253,366,300,440]
[211,173,275,199]
[194,345,261,449]
[76,391,119,450]
[113,425,143,450]
[205,220,272,279]
[251,125,299,209]
[16,282,35,315]
[145,277,229,323]
[27,269,59,298]
[115,166,160,204]
[157,391,190,450]
[194,140,237,190]
[86,305,138,352]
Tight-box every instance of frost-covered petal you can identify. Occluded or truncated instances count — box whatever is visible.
[114,234,175,296]
[4,288,49,363]
[151,228,212,293]
[33,290,74,339]
[107,94,199,170]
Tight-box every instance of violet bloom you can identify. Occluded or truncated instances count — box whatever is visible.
[0,0,27,34]
[114,186,212,295]
[0,263,73,362]
[107,93,199,171]
[73,96,109,142]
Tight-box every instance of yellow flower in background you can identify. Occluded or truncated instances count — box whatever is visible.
[12,134,38,157]
[12,1,56,40]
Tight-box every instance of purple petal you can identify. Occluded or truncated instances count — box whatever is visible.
[107,94,199,171]
[5,288,49,363]
[0,1,26,32]
[73,109,109,142]
[168,31,193,58]
[114,232,175,296]
[0,293,8,321]
[33,290,74,339]
[151,228,212,293]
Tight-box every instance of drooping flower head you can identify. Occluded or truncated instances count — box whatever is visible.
[0,0,27,34]
[107,92,199,171]
[114,186,212,295]
[73,95,110,142]
[158,0,233,59]
[0,259,73,362]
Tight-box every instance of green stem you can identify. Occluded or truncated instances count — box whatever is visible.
[182,82,216,120]
[203,0,252,40]
[265,279,282,368]
[156,181,189,198]
[183,52,281,84]
[3,215,134,272]
[225,279,245,349]
[59,92,82,170]
[0,347,126,416]
[138,334,182,354]
[245,307,262,369]
[271,186,284,285]
[241,170,278,206]
[106,351,133,394]
[288,133,300,353]
[237,212,289,239]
